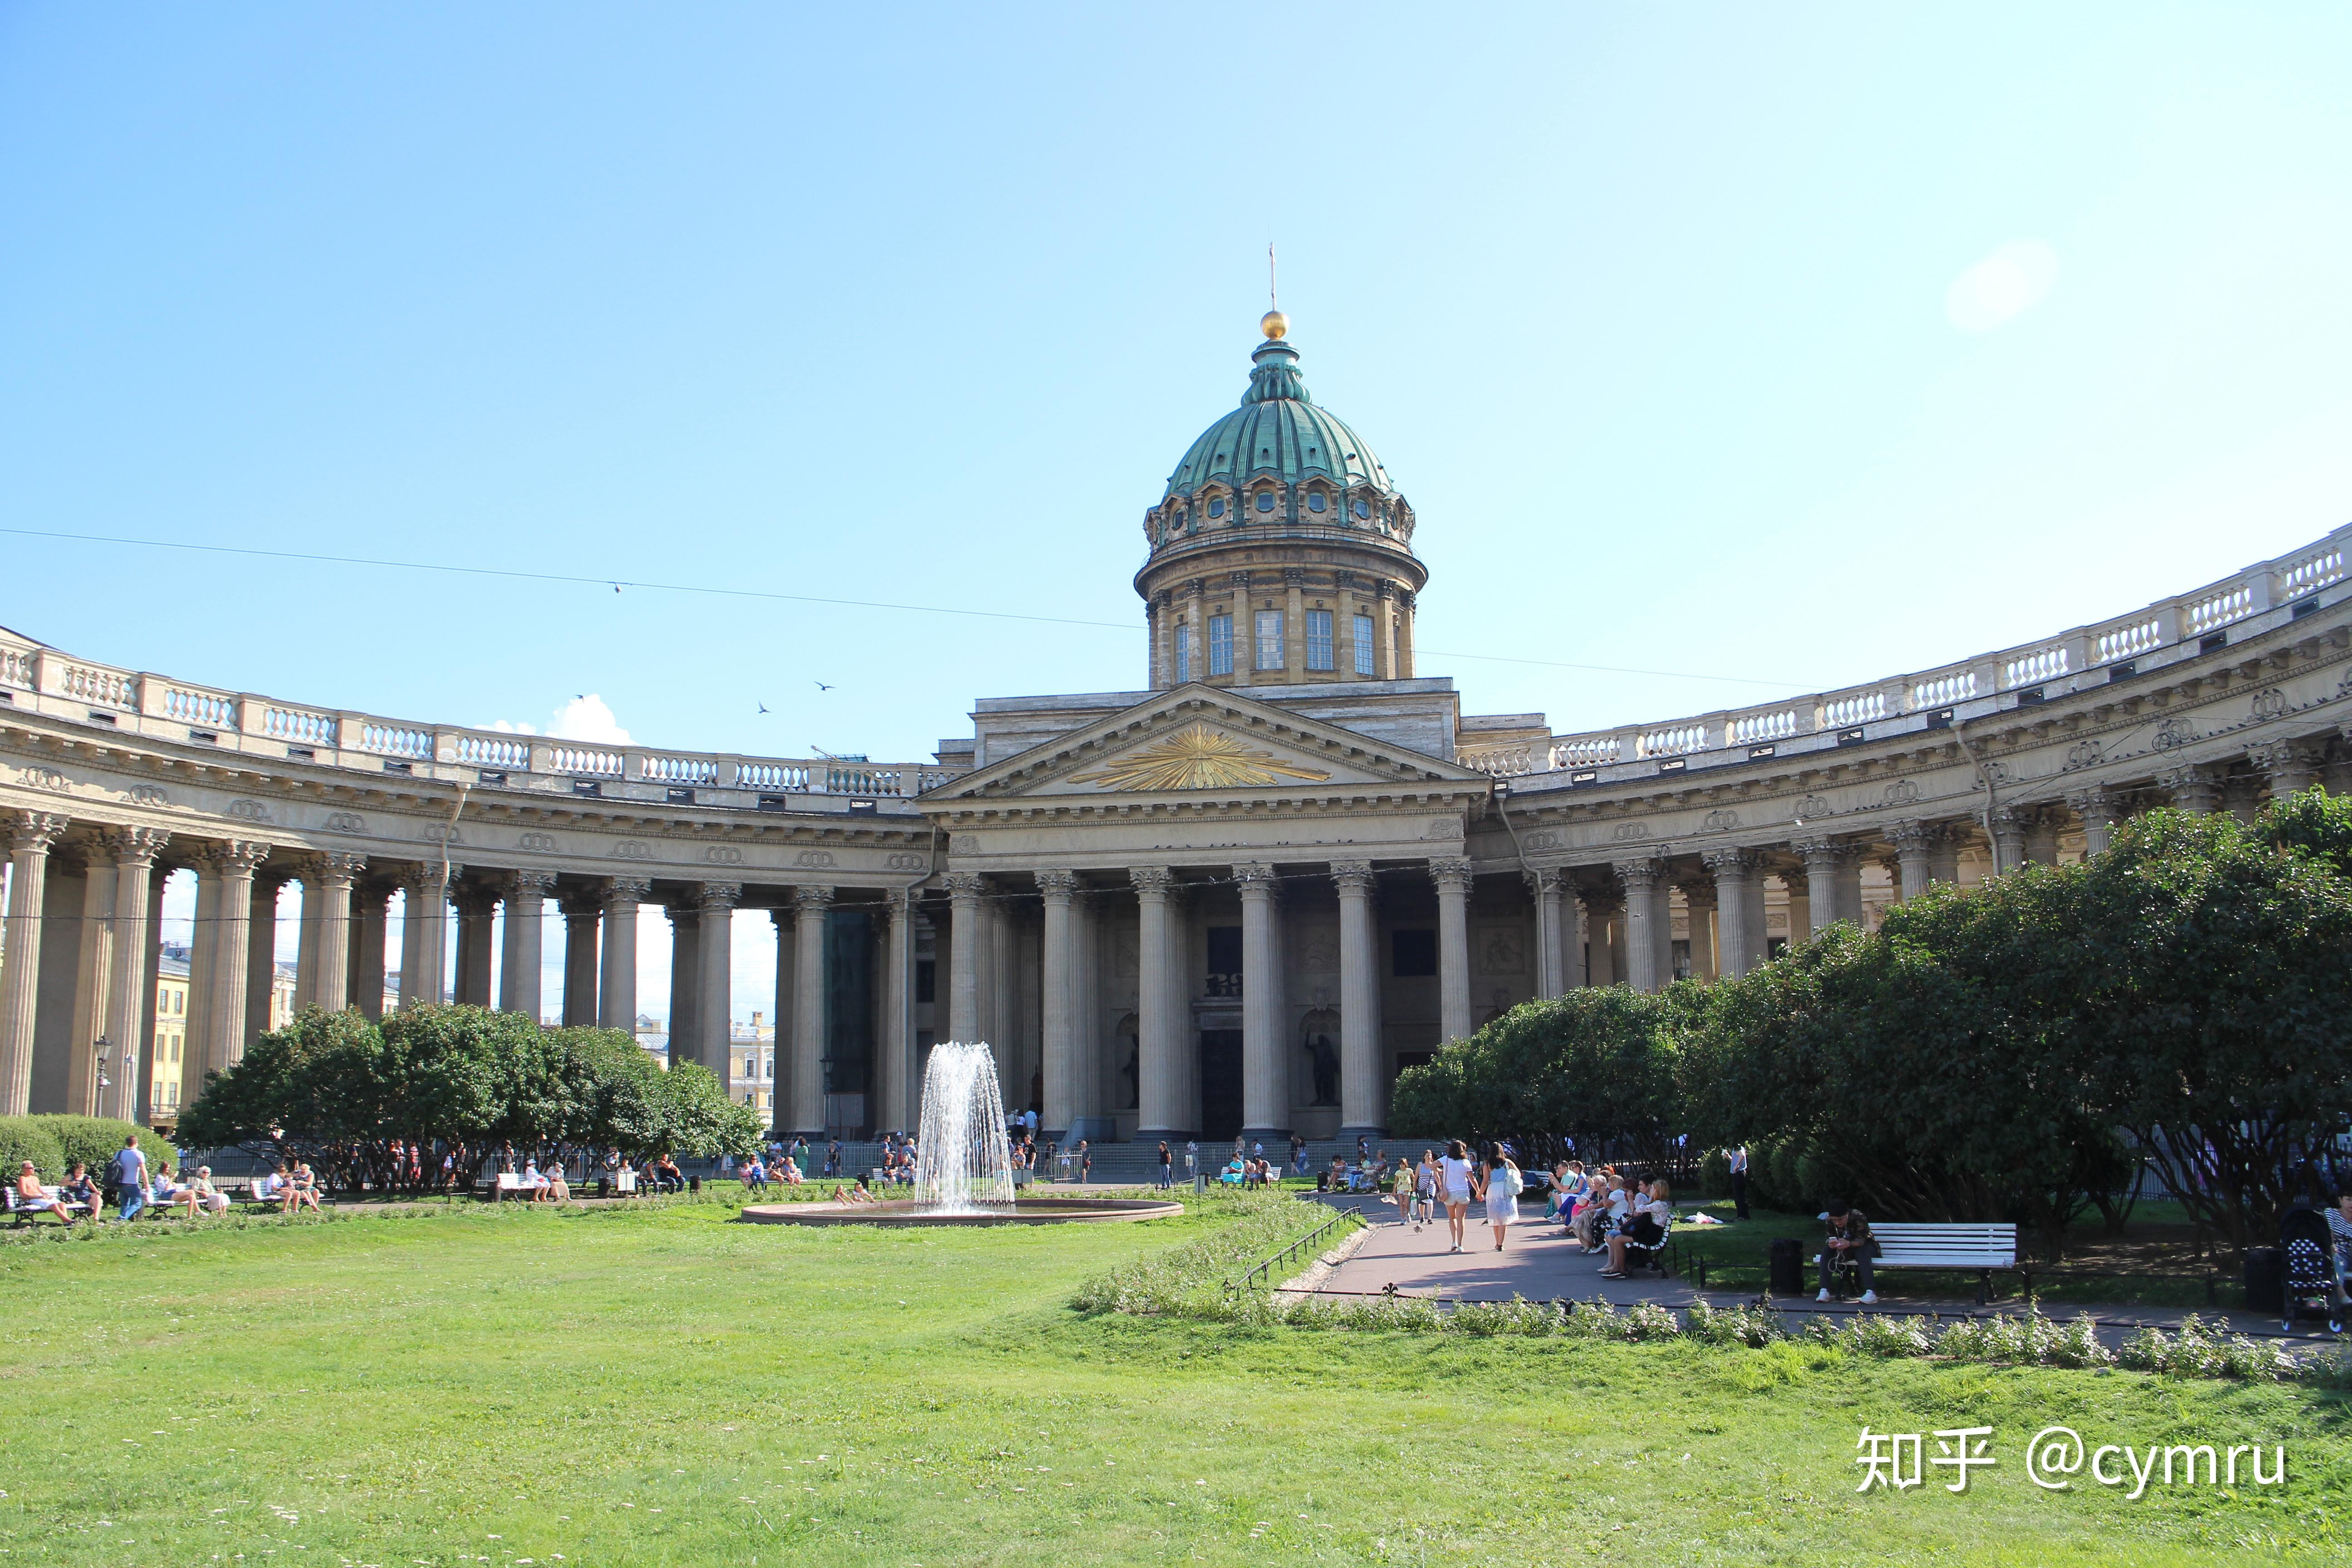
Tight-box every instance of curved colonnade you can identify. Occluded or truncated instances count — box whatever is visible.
[3,519,2349,1142]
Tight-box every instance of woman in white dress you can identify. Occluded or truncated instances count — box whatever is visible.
[1484,1146,1523,1251]
[1438,1141,1477,1253]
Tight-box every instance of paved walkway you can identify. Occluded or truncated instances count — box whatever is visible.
[1301,1195,2334,1345]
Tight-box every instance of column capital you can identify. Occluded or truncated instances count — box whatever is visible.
[558,888,603,918]
[1428,855,1475,894]
[402,861,458,896]
[99,824,172,869]
[1610,854,1663,893]
[604,875,654,906]
[769,903,795,931]
[1886,819,1936,852]
[1235,862,1283,902]
[882,883,919,920]
[1793,836,1859,871]
[451,881,498,915]
[2064,785,2120,824]
[1521,865,1572,899]
[944,870,988,901]
[6,811,69,857]
[794,883,836,911]
[198,839,274,877]
[1333,859,1377,898]
[698,881,744,912]
[1034,868,1080,902]
[1129,865,1178,897]
[2157,764,2225,813]
[508,868,559,899]
[1675,875,1717,908]
[303,849,367,887]
[1700,847,1754,880]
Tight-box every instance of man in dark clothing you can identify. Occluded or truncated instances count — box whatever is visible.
[1816,1198,1879,1303]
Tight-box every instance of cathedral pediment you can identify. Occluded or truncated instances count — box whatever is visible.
[924,685,1482,803]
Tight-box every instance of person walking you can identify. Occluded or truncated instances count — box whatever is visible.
[1415,1153,1438,1230]
[1438,1141,1476,1253]
[1727,1144,1750,1221]
[1156,1140,1172,1190]
[1390,1159,1416,1226]
[110,1136,149,1223]
[1484,1143,1523,1251]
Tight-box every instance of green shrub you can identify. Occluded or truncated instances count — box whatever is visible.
[29,1115,172,1181]
[0,1115,67,1183]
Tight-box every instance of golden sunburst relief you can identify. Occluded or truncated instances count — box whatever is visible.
[1067,722,1333,791]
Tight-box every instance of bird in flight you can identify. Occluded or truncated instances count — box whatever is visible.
[756,702,770,714]
[813,681,835,692]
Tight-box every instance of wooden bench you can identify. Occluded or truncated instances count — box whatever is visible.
[1823,1222,2018,1304]
[7,1186,90,1225]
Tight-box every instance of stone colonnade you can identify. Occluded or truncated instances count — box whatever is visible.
[0,810,917,1138]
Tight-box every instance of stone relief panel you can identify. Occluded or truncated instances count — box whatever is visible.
[227,798,270,821]
[1477,927,1525,975]
[795,850,836,868]
[885,852,930,872]
[706,846,745,866]
[323,811,364,833]
[127,784,167,808]
[612,841,655,860]
[517,832,557,853]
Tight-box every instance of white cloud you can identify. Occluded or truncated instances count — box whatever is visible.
[1945,240,2059,333]
[551,694,631,745]
[483,695,632,745]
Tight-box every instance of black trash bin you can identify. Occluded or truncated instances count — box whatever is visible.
[1769,1236,1804,1297]
[688,1174,701,1194]
[2244,1246,2284,1314]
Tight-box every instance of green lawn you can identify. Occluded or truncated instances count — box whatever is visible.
[0,1193,2344,1566]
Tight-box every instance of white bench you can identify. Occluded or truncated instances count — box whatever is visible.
[1822,1222,2018,1304]
[7,1186,88,1225]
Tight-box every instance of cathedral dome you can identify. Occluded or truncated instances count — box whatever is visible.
[1147,328,1413,554]
[1161,338,1393,500]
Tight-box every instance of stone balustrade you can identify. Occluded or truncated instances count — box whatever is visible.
[0,628,962,811]
[1517,521,2352,786]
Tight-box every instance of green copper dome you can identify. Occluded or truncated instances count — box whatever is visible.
[1161,337,1395,502]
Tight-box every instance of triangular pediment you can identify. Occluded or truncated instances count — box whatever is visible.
[924,685,1484,803]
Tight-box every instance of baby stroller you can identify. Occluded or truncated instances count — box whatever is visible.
[2278,1206,2345,1335]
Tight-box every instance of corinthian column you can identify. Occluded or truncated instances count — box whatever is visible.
[100,827,171,1119]
[1431,856,1474,1039]
[1333,861,1383,1137]
[189,841,270,1088]
[879,888,917,1136]
[2067,788,2121,857]
[560,891,601,1026]
[1237,862,1289,1139]
[497,870,555,1019]
[351,881,391,1019]
[1037,870,1083,1141]
[0,812,69,1116]
[1888,822,1934,901]
[1613,857,1664,992]
[397,862,454,1009]
[1701,849,1755,979]
[599,877,649,1030]
[297,852,364,1013]
[944,871,985,1044]
[790,884,833,1137]
[452,884,497,1006]
[1527,868,1566,1000]
[695,881,741,1080]
[1131,867,1189,1138]
[2159,764,2225,816]
[2250,740,2325,801]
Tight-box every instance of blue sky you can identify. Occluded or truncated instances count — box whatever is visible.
[6,5,2351,1024]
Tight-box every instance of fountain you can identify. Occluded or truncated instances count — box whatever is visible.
[738,1041,1182,1227]
[912,1040,1017,1213]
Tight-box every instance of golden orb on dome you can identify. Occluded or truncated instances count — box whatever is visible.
[1259,309,1289,341]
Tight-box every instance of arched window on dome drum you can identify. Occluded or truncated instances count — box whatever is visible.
[1254,490,1275,514]
[1307,490,1327,514]
[1351,498,1371,520]
[1207,498,1226,519]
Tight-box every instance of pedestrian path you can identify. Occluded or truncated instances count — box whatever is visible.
[1301,1195,2332,1345]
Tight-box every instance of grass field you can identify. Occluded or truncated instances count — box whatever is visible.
[0,1192,2344,1566]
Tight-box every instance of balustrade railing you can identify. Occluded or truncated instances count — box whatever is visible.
[62,664,138,710]
[641,754,720,786]
[1818,691,1885,728]
[2093,621,2160,663]
[1911,670,1976,708]
[1459,743,1539,776]
[262,705,334,745]
[453,733,532,769]
[736,761,812,791]
[2185,585,2254,636]
[0,647,31,691]
[1727,708,1799,745]
[2280,547,2344,601]
[360,723,434,759]
[550,745,623,777]
[163,687,238,729]
[1637,723,1705,758]
[2001,646,2069,690]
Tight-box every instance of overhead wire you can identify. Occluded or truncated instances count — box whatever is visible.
[0,525,1820,693]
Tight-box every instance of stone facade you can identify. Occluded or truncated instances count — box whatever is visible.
[3,321,2350,1142]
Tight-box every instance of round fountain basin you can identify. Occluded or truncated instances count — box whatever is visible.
[738,1196,1183,1227]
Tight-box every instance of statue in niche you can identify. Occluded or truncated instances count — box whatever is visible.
[1115,1014,1139,1109]
[1299,1008,1342,1106]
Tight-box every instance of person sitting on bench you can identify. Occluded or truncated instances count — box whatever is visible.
[1600,1179,1671,1279]
[14,1161,71,1224]
[62,1162,101,1222]
[188,1167,230,1215]
[1817,1198,1879,1304]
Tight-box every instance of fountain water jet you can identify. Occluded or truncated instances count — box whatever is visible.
[912,1040,1017,1213]
[737,1038,1182,1227]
